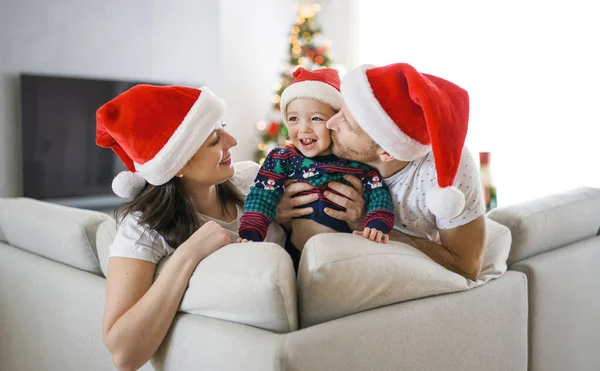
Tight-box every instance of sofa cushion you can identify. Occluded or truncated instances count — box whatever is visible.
[488,187,600,265]
[297,218,511,327]
[96,221,297,333]
[173,243,297,333]
[0,198,110,275]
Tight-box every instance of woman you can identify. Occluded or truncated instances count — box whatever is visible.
[96,84,365,371]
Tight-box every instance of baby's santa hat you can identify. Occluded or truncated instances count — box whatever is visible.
[279,67,342,121]
[341,63,470,219]
[96,84,226,198]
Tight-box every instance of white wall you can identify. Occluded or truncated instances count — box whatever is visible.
[0,0,221,197]
[356,0,600,206]
[217,0,295,164]
[318,0,361,71]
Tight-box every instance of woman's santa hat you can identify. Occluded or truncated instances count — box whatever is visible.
[279,67,342,121]
[341,63,470,219]
[96,84,226,198]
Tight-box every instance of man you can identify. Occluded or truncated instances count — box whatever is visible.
[322,63,487,280]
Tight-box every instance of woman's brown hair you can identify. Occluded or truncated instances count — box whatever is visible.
[115,178,244,248]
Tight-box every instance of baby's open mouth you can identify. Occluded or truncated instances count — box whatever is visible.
[300,138,316,145]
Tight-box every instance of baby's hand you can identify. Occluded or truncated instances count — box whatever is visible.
[352,227,389,244]
[235,237,253,243]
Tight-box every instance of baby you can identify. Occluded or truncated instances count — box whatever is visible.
[238,67,395,246]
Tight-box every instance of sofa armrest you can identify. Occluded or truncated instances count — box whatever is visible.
[488,187,600,265]
[510,236,600,371]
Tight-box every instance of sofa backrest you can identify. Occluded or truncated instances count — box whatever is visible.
[488,187,600,265]
[0,198,110,275]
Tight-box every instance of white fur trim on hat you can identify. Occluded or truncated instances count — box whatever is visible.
[112,171,147,198]
[134,87,226,185]
[341,64,431,161]
[426,185,465,220]
[280,80,342,122]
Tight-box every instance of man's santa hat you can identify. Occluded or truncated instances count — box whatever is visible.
[96,84,226,198]
[341,63,470,219]
[279,67,342,121]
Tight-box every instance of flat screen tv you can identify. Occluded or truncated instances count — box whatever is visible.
[20,74,166,208]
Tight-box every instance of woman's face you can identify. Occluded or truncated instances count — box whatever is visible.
[179,127,238,186]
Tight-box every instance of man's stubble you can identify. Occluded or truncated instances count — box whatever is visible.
[330,131,380,163]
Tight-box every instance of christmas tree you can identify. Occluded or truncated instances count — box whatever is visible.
[301,157,316,168]
[273,160,285,174]
[254,3,337,164]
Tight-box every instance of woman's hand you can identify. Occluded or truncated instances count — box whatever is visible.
[275,180,318,232]
[181,220,233,261]
[324,175,366,231]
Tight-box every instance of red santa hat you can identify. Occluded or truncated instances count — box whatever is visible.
[96,84,226,198]
[341,63,470,219]
[279,67,342,121]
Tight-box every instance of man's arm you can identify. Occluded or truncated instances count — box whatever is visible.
[388,215,487,280]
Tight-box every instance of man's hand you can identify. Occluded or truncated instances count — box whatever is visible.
[388,216,487,280]
[275,180,317,232]
[323,175,366,231]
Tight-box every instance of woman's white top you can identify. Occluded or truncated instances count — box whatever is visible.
[109,161,287,264]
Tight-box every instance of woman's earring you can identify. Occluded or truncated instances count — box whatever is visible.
[178,174,184,178]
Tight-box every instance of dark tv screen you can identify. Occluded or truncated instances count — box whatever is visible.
[20,74,162,201]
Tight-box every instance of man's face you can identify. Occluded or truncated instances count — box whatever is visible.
[326,102,380,162]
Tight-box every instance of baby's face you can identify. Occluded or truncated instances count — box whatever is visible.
[286,99,336,158]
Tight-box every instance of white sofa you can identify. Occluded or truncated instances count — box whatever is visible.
[1,187,599,371]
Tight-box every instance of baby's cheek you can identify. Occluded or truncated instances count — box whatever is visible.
[286,126,298,140]
[321,128,333,143]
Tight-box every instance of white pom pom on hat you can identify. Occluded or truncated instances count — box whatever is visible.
[425,186,466,220]
[112,171,147,199]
